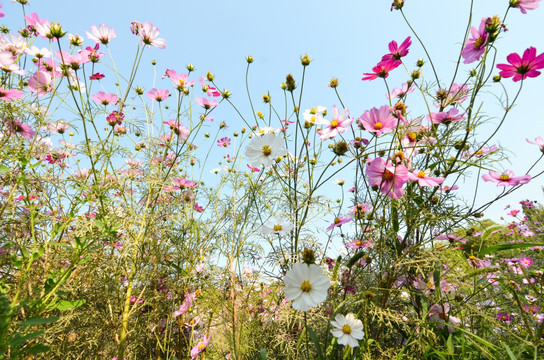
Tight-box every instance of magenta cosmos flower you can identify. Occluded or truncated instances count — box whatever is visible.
[408,169,445,187]
[4,118,35,139]
[358,105,397,136]
[497,47,544,82]
[462,18,488,64]
[362,60,399,81]
[381,36,412,62]
[217,137,231,148]
[366,157,409,198]
[510,0,540,14]
[316,105,352,140]
[146,88,170,102]
[86,24,116,45]
[482,170,531,187]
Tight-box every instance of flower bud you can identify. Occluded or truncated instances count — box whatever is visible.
[302,248,316,264]
[416,59,425,67]
[328,78,339,88]
[493,75,501,82]
[151,59,156,66]
[246,55,254,63]
[186,64,195,72]
[221,89,231,99]
[300,53,311,66]
[262,94,271,103]
[206,71,214,81]
[411,69,420,80]
[333,141,349,156]
[391,0,404,11]
[285,74,296,92]
[50,22,66,39]
[281,82,287,90]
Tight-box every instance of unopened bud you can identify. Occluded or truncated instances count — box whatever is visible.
[333,141,349,156]
[186,64,195,72]
[302,248,316,264]
[300,53,311,66]
[285,74,296,92]
[493,75,501,82]
[416,59,425,67]
[206,71,214,81]
[411,69,420,80]
[246,55,254,63]
[328,78,339,88]
[262,94,271,103]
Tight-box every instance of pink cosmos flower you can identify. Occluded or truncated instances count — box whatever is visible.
[429,303,460,333]
[92,91,119,106]
[428,108,465,125]
[316,105,352,140]
[462,18,488,64]
[496,312,514,323]
[195,97,218,110]
[56,50,90,70]
[84,44,104,62]
[106,111,124,126]
[27,71,53,96]
[358,105,397,136]
[146,88,170,102]
[362,60,398,81]
[526,136,544,152]
[190,335,210,359]
[326,216,352,231]
[4,118,35,139]
[0,4,4,18]
[440,185,459,192]
[381,36,411,62]
[0,87,24,101]
[482,170,531,187]
[510,0,540,14]
[519,257,533,267]
[85,24,116,45]
[408,169,445,187]
[46,122,70,134]
[217,137,231,147]
[173,292,196,317]
[138,22,166,48]
[388,82,414,99]
[164,69,195,91]
[199,76,221,97]
[366,157,409,199]
[497,47,544,82]
[25,13,51,39]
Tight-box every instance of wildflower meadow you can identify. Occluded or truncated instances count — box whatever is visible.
[1,0,544,359]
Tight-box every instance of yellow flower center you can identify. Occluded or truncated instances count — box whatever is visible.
[334,217,341,224]
[374,122,383,130]
[342,324,352,335]
[300,280,312,292]
[417,171,426,178]
[262,145,272,156]
[499,174,510,181]
[408,132,417,141]
[179,79,185,87]
[310,108,317,115]
[474,37,485,50]
[273,224,283,231]
[355,240,362,246]
[382,170,394,181]
[330,120,339,128]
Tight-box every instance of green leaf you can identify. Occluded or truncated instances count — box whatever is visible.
[502,342,517,360]
[446,333,454,354]
[27,161,42,170]
[478,243,542,256]
[19,316,59,327]
[259,348,267,360]
[0,165,9,173]
[54,299,86,311]
[9,330,44,346]
[305,324,324,360]
[27,344,50,355]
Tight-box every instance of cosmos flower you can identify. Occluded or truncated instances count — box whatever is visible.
[283,263,331,312]
[408,169,445,187]
[429,303,460,333]
[217,137,231,148]
[244,133,286,168]
[362,60,399,81]
[85,24,116,45]
[509,0,540,14]
[146,88,170,102]
[330,313,365,347]
[461,18,488,64]
[316,105,352,140]
[261,218,294,236]
[482,170,531,187]
[326,216,352,231]
[358,105,397,136]
[138,22,166,48]
[381,36,411,62]
[91,91,119,106]
[526,136,544,152]
[428,108,465,125]
[0,87,24,101]
[497,47,544,82]
[366,157,409,199]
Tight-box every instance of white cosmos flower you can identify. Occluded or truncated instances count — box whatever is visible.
[244,133,286,168]
[283,263,330,312]
[330,313,364,347]
[261,218,293,236]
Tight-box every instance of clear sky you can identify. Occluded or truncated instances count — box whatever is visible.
[2,0,543,222]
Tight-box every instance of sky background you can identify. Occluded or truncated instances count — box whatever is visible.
[2,0,544,223]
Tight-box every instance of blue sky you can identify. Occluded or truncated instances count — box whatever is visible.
[2,0,544,222]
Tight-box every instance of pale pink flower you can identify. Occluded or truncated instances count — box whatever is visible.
[482,169,531,187]
[46,122,70,134]
[217,137,231,147]
[0,87,24,101]
[174,292,196,317]
[26,46,52,59]
[85,24,116,45]
[526,136,544,152]
[462,18,488,64]
[195,97,218,110]
[27,71,52,96]
[138,22,166,48]
[510,0,540,14]
[91,91,119,106]
[190,335,210,359]
[25,13,51,39]
[429,303,460,333]
[326,216,352,231]
[366,157,409,199]
[408,169,445,187]
[164,69,195,91]
[163,120,190,140]
[358,105,397,136]
[388,82,414,99]
[146,88,170,102]
[428,108,465,125]
[316,105,352,140]
[4,118,35,139]
[56,50,90,70]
